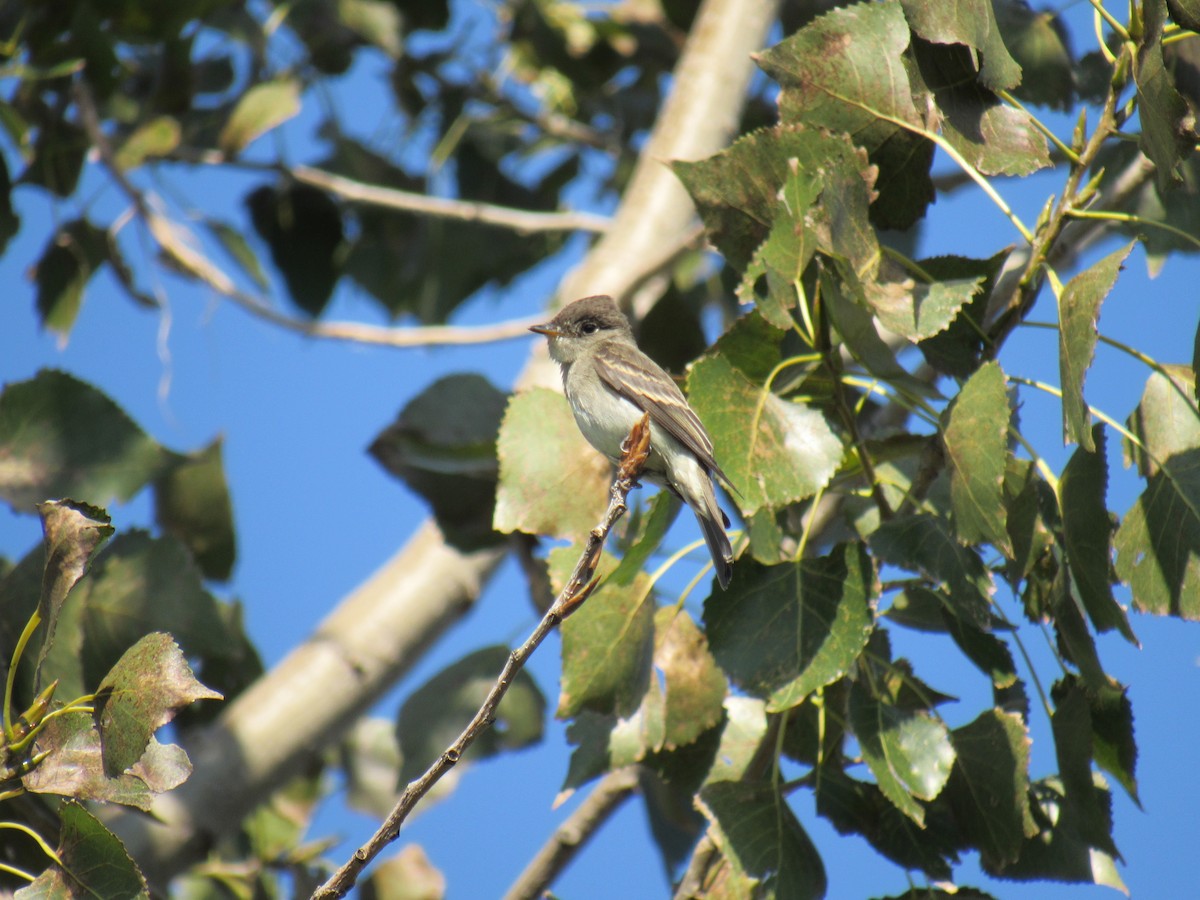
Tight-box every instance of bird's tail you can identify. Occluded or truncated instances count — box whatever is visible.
[694,487,734,590]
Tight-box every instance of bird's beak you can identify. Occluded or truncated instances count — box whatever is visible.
[529,323,562,337]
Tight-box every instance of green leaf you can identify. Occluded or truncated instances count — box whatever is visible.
[757,1,934,228]
[0,152,20,256]
[815,766,961,878]
[246,183,344,317]
[942,361,1011,553]
[1004,458,1058,585]
[688,355,842,516]
[1059,428,1136,642]
[0,370,170,511]
[493,388,610,541]
[871,514,995,627]
[611,492,675,585]
[1088,681,1139,805]
[672,125,872,272]
[1114,368,1200,618]
[555,549,655,719]
[917,252,1008,378]
[396,646,545,784]
[867,271,984,343]
[205,218,270,290]
[1135,37,1192,191]
[849,679,955,826]
[154,439,237,581]
[698,781,827,899]
[900,0,1022,92]
[371,374,508,551]
[1059,244,1133,450]
[943,709,1036,869]
[993,3,1076,110]
[912,40,1049,177]
[705,696,768,784]
[339,717,404,819]
[707,310,787,384]
[994,776,1126,892]
[46,531,233,700]
[360,846,446,900]
[21,712,154,809]
[32,500,114,687]
[1049,677,1122,859]
[704,543,875,712]
[15,802,149,899]
[95,632,221,776]
[114,115,181,170]
[218,78,301,156]
[339,0,403,59]
[33,219,111,338]
[21,117,87,198]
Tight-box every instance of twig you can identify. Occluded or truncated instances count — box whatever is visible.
[311,415,654,900]
[501,766,641,900]
[673,833,720,900]
[168,149,612,235]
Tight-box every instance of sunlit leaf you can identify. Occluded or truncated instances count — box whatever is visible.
[1059,244,1133,450]
[493,389,609,541]
[942,360,1011,553]
[218,78,301,156]
[689,355,842,516]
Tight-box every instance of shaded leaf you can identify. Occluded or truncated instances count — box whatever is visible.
[23,712,154,809]
[14,801,148,899]
[849,678,955,826]
[704,544,875,712]
[901,0,1022,92]
[1059,244,1133,450]
[870,513,995,627]
[218,78,301,155]
[816,767,961,878]
[371,374,508,551]
[994,1,1076,109]
[493,388,610,541]
[340,717,404,819]
[205,218,270,290]
[246,183,344,317]
[943,709,1036,869]
[20,118,87,198]
[688,355,842,516]
[942,361,1011,553]
[698,781,827,899]
[154,439,237,581]
[396,646,545,783]
[1115,368,1200,618]
[917,252,1008,378]
[33,219,111,339]
[1088,681,1139,804]
[1135,34,1193,191]
[0,152,19,256]
[0,370,169,511]
[1060,428,1136,642]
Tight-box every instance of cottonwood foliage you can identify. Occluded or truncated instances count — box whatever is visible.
[2,0,1199,897]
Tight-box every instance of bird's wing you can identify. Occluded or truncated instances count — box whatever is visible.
[593,340,730,483]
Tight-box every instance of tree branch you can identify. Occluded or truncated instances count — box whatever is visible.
[312,415,654,899]
[501,767,642,900]
[169,150,613,236]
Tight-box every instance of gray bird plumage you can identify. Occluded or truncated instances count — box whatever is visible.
[530,295,734,589]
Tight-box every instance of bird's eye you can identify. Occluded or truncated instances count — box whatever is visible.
[580,321,599,335]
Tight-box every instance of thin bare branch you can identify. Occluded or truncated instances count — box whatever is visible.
[311,415,654,900]
[72,85,553,349]
[502,767,641,900]
[169,148,612,235]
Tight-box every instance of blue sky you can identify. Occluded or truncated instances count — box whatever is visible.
[3,6,1200,898]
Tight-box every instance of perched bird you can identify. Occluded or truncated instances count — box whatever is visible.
[530,295,734,589]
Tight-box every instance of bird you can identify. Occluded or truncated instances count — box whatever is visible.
[530,294,734,589]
